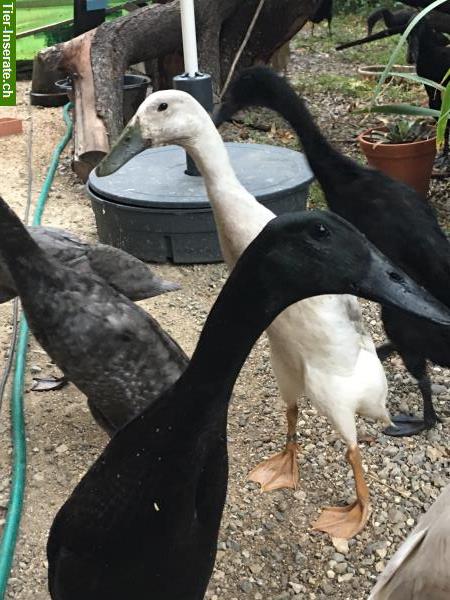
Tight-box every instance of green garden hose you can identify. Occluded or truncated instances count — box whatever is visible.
[0,102,73,599]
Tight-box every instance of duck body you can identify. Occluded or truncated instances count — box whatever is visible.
[0,200,188,434]
[408,21,450,111]
[45,177,450,599]
[407,21,450,166]
[291,296,388,442]
[216,66,450,437]
[48,384,228,600]
[0,225,179,304]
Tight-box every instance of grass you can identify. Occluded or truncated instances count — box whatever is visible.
[295,14,408,67]
[17,1,127,59]
[291,14,427,109]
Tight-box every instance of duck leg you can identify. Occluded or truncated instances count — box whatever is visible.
[312,445,369,539]
[248,403,299,492]
[383,356,439,437]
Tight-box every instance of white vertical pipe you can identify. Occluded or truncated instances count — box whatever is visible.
[180,0,199,77]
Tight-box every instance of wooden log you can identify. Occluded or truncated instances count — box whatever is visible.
[61,31,110,180]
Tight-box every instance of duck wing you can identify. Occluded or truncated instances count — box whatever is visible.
[84,243,181,300]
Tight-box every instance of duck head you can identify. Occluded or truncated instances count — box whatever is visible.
[259,211,450,327]
[96,90,207,177]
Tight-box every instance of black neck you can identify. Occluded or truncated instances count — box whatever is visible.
[265,82,360,196]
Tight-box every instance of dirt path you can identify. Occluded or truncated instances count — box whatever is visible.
[1,20,449,600]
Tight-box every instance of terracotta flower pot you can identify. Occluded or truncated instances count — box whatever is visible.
[358,127,436,197]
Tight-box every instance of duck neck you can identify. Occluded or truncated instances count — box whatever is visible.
[183,127,260,265]
[262,83,359,198]
[184,127,246,201]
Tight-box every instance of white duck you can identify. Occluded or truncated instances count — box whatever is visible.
[97,90,392,539]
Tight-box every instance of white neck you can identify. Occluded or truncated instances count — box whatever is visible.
[184,126,274,266]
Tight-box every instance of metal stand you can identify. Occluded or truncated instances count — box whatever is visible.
[173,73,213,176]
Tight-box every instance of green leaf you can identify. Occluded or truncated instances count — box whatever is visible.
[372,0,450,105]
[387,71,445,92]
[441,68,450,86]
[437,82,450,149]
[369,104,440,118]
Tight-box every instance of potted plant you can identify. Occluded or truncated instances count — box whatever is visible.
[360,0,450,196]
[358,118,437,196]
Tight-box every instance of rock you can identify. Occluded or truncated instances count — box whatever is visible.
[338,573,354,583]
[384,445,398,457]
[375,561,386,573]
[249,563,262,575]
[331,537,349,554]
[55,444,68,454]
[388,508,406,524]
[335,562,348,574]
[240,580,252,593]
[431,384,447,394]
[409,452,425,466]
[289,582,303,594]
[326,570,335,579]
[321,582,334,595]
[332,553,346,562]
[426,447,442,462]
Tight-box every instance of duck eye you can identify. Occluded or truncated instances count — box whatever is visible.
[157,103,168,112]
[311,223,330,240]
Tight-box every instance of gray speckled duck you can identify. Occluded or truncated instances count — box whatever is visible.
[0,198,188,434]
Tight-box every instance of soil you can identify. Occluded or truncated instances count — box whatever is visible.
[0,22,449,600]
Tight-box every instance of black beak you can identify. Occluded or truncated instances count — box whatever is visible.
[357,248,450,325]
[96,120,151,177]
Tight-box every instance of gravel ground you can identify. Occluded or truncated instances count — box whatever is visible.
[0,20,449,600]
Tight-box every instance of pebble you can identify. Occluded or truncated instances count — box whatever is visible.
[388,508,406,524]
[240,580,252,593]
[431,384,447,394]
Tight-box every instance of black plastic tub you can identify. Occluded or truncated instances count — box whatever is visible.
[56,73,151,124]
[88,142,314,264]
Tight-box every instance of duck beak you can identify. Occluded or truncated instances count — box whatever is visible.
[96,120,151,177]
[357,249,450,325]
